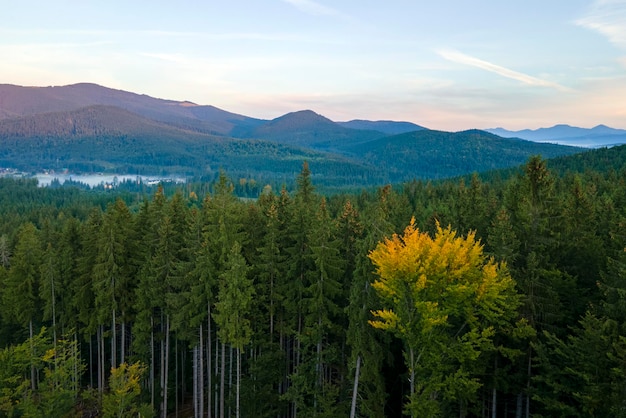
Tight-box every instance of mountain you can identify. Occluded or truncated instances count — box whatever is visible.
[236,110,384,151]
[337,119,426,135]
[338,129,583,182]
[0,82,592,190]
[0,83,264,136]
[0,104,377,187]
[486,124,626,148]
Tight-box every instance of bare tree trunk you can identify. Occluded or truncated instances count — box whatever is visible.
[199,323,204,418]
[194,345,199,418]
[121,319,125,365]
[50,274,57,346]
[163,316,171,417]
[175,337,179,418]
[97,326,102,393]
[236,348,241,418]
[229,345,233,418]
[160,314,165,417]
[207,303,212,418]
[151,317,155,410]
[74,332,79,396]
[220,341,226,418]
[215,332,219,418]
[29,320,36,391]
[409,347,415,418]
[525,350,531,418]
[350,355,361,418]
[89,335,94,389]
[111,308,116,368]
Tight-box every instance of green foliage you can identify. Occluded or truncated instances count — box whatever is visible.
[369,219,520,416]
[102,362,154,418]
[214,242,254,350]
[0,146,625,416]
[0,329,84,417]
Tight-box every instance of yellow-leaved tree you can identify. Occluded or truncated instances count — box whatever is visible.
[369,218,520,417]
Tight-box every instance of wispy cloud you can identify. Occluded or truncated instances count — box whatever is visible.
[576,0,626,48]
[437,49,573,92]
[281,0,345,17]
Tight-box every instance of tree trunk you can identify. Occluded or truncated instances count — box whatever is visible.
[229,345,233,418]
[151,316,155,409]
[97,326,102,393]
[350,354,361,418]
[111,308,116,368]
[409,347,415,418]
[193,345,199,418]
[220,341,226,418]
[89,335,94,389]
[160,314,165,417]
[74,332,79,396]
[525,349,531,418]
[163,316,170,417]
[199,323,204,418]
[29,320,36,391]
[121,320,125,365]
[236,347,241,418]
[207,303,212,418]
[51,273,57,346]
[175,337,179,418]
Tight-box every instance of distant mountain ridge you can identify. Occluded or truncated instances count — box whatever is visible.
[0,83,262,136]
[337,119,426,135]
[486,124,626,148]
[0,82,590,189]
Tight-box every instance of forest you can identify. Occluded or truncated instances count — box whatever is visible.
[0,149,626,418]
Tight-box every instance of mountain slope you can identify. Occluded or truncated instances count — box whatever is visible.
[0,82,593,189]
[486,124,626,147]
[0,83,264,135]
[239,110,384,150]
[0,105,376,186]
[337,119,426,135]
[342,129,584,182]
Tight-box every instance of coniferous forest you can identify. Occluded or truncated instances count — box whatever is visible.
[1,151,626,417]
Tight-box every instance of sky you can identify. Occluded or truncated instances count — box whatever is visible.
[1,0,625,131]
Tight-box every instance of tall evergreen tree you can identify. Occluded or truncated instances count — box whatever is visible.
[213,241,254,418]
[3,222,42,390]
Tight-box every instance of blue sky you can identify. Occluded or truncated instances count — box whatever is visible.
[1,0,625,130]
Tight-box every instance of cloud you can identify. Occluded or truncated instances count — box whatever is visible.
[576,0,626,48]
[281,0,344,17]
[437,49,573,92]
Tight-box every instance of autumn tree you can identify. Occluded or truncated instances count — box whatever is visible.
[369,218,519,417]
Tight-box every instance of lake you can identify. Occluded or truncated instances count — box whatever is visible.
[35,173,186,187]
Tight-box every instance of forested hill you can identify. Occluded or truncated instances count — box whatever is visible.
[338,129,582,180]
[0,83,588,190]
[1,149,626,416]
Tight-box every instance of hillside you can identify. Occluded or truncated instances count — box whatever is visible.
[236,110,384,151]
[0,83,592,189]
[0,105,376,187]
[337,119,426,135]
[0,83,263,136]
[341,129,584,182]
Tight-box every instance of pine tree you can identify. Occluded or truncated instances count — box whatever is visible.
[213,242,254,418]
[299,197,345,415]
[3,222,42,390]
[347,191,393,418]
